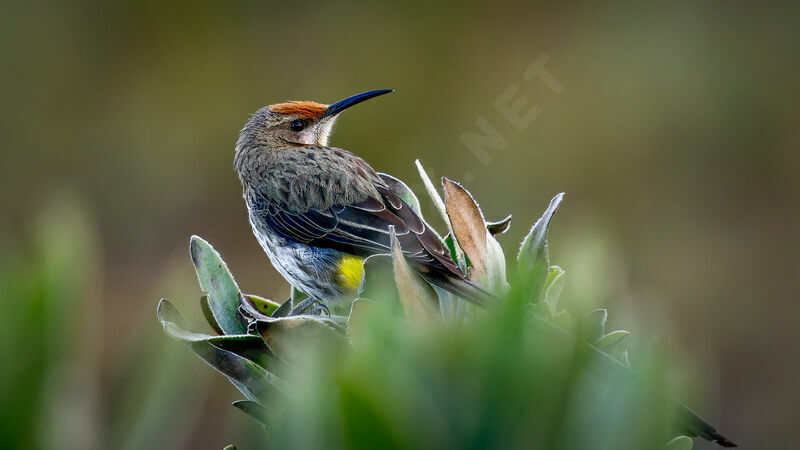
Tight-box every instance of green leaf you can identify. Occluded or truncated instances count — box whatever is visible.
[246,294,281,317]
[551,309,573,330]
[516,193,564,302]
[443,234,470,267]
[190,236,247,334]
[157,299,278,402]
[199,295,223,335]
[543,266,565,314]
[483,233,508,293]
[379,172,423,217]
[189,340,277,403]
[256,316,346,357]
[158,299,275,369]
[240,294,277,321]
[358,254,397,303]
[232,400,271,425]
[620,350,631,368]
[415,160,466,269]
[530,301,550,320]
[486,214,512,235]
[583,309,607,343]
[595,330,631,351]
[517,193,564,264]
[415,159,449,226]
[347,299,373,349]
[158,298,208,340]
[270,299,294,318]
[222,445,237,450]
[291,287,308,305]
[390,227,437,322]
[662,436,693,450]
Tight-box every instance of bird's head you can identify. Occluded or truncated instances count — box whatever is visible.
[235,89,393,170]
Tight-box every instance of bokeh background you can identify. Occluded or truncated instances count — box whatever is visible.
[1,1,798,448]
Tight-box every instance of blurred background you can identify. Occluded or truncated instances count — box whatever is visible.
[1,1,798,448]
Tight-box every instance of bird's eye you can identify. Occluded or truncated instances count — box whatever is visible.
[290,120,305,132]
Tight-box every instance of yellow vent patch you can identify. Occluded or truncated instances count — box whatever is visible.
[336,254,365,291]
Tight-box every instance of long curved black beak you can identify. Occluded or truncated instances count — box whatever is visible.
[321,89,393,119]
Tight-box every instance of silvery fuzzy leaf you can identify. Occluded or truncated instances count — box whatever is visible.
[357,253,397,303]
[256,315,346,357]
[595,330,631,351]
[190,236,247,335]
[516,193,564,302]
[347,299,373,349]
[291,287,308,305]
[246,294,281,317]
[487,214,512,235]
[157,299,279,402]
[232,400,271,426]
[415,160,466,269]
[390,226,438,322]
[200,295,223,335]
[442,177,507,292]
[662,436,693,450]
[583,309,608,343]
[543,266,565,314]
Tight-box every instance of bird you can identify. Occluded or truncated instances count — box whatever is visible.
[233,89,736,448]
[234,89,489,314]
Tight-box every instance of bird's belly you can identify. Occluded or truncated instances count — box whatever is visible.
[249,214,357,304]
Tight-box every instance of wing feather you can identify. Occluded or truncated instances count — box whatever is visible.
[246,182,464,280]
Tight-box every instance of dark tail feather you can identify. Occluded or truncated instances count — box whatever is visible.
[419,271,494,307]
[585,341,737,448]
[676,402,737,447]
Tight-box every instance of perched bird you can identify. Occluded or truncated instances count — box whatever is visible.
[234,90,735,447]
[234,89,488,313]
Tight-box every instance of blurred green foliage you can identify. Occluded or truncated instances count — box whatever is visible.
[0,197,100,449]
[0,200,262,449]
[156,180,726,449]
[267,293,677,450]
